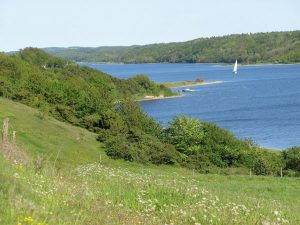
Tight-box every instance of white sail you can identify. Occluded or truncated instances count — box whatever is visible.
[233,59,238,74]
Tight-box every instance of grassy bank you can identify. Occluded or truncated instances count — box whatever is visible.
[1,98,300,224]
[0,97,105,168]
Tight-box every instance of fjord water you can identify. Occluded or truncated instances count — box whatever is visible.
[82,63,300,149]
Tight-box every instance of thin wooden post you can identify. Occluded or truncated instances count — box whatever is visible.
[250,169,252,177]
[12,131,16,145]
[2,118,9,143]
[280,167,283,178]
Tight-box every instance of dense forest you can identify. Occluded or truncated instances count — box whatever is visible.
[1,48,299,176]
[43,31,300,64]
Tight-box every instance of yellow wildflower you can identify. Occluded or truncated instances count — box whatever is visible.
[24,216,33,222]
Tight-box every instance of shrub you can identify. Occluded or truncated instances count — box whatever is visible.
[103,129,181,165]
[253,158,271,175]
[283,169,300,177]
[283,146,300,173]
[183,154,212,173]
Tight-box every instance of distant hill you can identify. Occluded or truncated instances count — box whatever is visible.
[43,31,300,64]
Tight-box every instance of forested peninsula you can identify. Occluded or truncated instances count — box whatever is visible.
[43,31,300,64]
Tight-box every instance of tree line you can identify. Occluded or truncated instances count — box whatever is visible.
[43,31,300,64]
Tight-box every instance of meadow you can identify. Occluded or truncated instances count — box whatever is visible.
[1,97,300,225]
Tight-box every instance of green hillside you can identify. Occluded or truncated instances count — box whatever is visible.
[1,98,300,225]
[43,31,300,64]
[1,48,299,175]
[1,48,300,224]
[0,97,105,168]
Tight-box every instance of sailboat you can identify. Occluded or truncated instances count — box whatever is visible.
[233,59,238,74]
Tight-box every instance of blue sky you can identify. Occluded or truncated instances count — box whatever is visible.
[1,0,300,51]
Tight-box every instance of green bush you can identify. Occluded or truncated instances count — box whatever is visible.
[104,129,181,165]
[283,169,300,177]
[253,158,271,175]
[283,146,300,173]
[183,154,212,173]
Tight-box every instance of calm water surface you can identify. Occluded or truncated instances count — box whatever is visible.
[81,63,300,149]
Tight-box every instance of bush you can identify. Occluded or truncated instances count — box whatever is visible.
[283,146,300,173]
[253,158,271,175]
[183,154,212,173]
[103,129,181,165]
[283,169,300,177]
[164,116,283,172]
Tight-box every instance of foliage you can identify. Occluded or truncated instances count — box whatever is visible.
[99,99,181,165]
[43,31,300,64]
[165,117,256,168]
[182,153,213,173]
[253,150,283,176]
[165,116,285,174]
[0,48,297,175]
[0,48,179,166]
[112,74,173,98]
[165,116,204,155]
[283,146,300,174]
[253,158,272,175]
[104,131,181,165]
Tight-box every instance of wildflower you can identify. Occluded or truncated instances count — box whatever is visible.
[14,173,20,179]
[24,216,33,222]
[273,210,279,216]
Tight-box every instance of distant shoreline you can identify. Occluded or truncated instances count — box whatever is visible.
[79,61,300,66]
[162,80,223,88]
[139,80,223,101]
[138,94,184,102]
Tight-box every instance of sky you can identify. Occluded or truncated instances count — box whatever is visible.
[1,0,300,52]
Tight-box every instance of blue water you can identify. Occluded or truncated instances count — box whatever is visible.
[81,63,300,149]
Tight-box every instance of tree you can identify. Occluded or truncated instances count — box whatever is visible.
[166,116,204,155]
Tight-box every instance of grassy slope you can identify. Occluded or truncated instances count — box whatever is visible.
[0,98,300,225]
[0,97,105,168]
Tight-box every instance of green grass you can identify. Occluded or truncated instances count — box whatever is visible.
[0,97,300,225]
[0,97,105,168]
